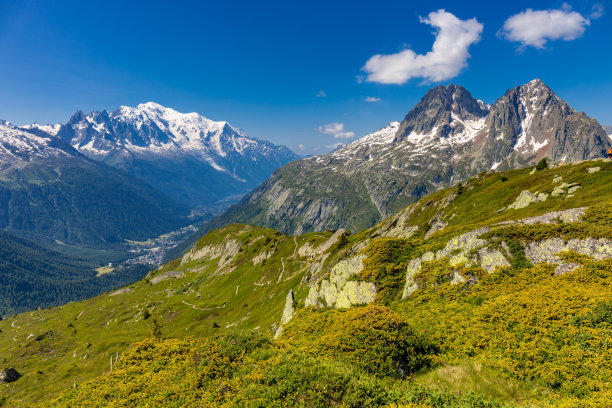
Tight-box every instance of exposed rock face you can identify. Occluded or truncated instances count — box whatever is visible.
[525,238,612,264]
[110,288,132,296]
[207,79,611,236]
[305,255,376,308]
[182,239,242,267]
[150,271,185,285]
[280,290,295,325]
[317,229,347,254]
[0,368,21,383]
[507,190,542,209]
[402,259,421,299]
[497,207,587,225]
[335,281,377,309]
[554,263,581,276]
[478,248,511,273]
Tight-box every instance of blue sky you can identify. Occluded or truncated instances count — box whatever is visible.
[1,0,610,154]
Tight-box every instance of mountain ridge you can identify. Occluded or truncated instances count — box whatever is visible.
[201,79,611,237]
[55,102,299,209]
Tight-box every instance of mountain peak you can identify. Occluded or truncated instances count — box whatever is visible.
[394,83,488,143]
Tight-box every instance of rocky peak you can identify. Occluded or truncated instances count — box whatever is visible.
[481,79,609,167]
[394,84,488,143]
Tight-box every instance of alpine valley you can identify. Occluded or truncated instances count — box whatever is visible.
[1,79,611,408]
[206,80,611,236]
[1,158,611,407]
[0,106,298,315]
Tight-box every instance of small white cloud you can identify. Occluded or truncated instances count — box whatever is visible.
[326,142,344,150]
[365,96,382,102]
[315,122,355,139]
[500,4,591,49]
[362,10,483,85]
[297,144,305,151]
[590,3,604,19]
[316,90,326,98]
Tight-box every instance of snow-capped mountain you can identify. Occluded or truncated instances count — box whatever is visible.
[56,102,299,209]
[0,121,192,247]
[604,125,612,140]
[0,121,77,163]
[20,123,61,136]
[207,79,611,235]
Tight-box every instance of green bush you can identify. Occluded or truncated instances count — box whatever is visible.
[281,305,439,378]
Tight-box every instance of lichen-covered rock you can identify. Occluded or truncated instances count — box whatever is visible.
[537,193,548,202]
[568,185,581,194]
[551,187,566,197]
[425,220,446,239]
[421,252,435,262]
[305,254,373,308]
[525,238,612,264]
[402,258,422,299]
[450,271,466,285]
[554,263,581,276]
[280,290,295,325]
[336,281,377,308]
[478,247,510,273]
[442,228,490,254]
[319,279,338,307]
[553,175,563,183]
[449,252,470,267]
[508,190,538,209]
[587,167,601,173]
[329,255,365,289]
[498,207,587,226]
[304,286,322,308]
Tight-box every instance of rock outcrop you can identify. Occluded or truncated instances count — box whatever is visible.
[305,255,376,309]
[525,238,612,265]
[150,271,185,285]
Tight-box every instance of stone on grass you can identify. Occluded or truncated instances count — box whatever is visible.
[0,368,21,383]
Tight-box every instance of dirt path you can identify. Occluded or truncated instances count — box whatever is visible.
[181,299,226,311]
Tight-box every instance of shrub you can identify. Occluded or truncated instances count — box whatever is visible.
[535,158,548,170]
[281,305,439,378]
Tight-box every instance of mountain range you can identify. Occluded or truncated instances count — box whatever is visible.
[55,102,299,209]
[205,79,611,236]
[0,122,193,250]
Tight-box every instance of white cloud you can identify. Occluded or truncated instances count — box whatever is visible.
[316,90,326,98]
[362,10,483,85]
[500,4,591,49]
[365,96,382,102]
[297,144,305,151]
[315,122,355,139]
[590,4,604,19]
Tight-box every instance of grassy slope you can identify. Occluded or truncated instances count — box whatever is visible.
[0,159,610,407]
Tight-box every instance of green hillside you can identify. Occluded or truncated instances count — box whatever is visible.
[1,159,611,407]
